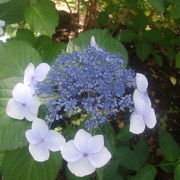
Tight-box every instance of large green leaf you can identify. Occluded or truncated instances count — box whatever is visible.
[2,148,62,180]
[132,165,157,180]
[0,0,10,4]
[171,2,180,19]
[0,0,29,24]
[159,129,180,162]
[119,30,137,43]
[149,0,165,11]
[34,35,66,63]
[0,40,41,80]
[67,29,128,60]
[174,164,180,180]
[0,77,31,151]
[25,1,58,37]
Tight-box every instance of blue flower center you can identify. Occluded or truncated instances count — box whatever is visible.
[83,153,88,157]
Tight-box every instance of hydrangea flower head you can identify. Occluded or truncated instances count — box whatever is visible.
[0,20,5,35]
[61,129,111,177]
[25,118,65,162]
[6,83,40,121]
[130,73,156,134]
[24,63,50,89]
[36,38,135,130]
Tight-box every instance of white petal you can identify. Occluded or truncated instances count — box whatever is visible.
[0,27,3,35]
[74,129,92,152]
[68,157,95,177]
[24,63,35,86]
[24,110,38,121]
[90,36,98,48]
[0,20,5,27]
[31,118,49,137]
[129,112,145,134]
[87,135,104,154]
[44,130,66,152]
[25,129,42,144]
[12,83,32,103]
[27,96,40,116]
[29,143,49,162]
[6,98,25,120]
[136,73,148,93]
[88,147,112,168]
[34,63,50,82]
[61,140,83,162]
[144,107,156,129]
[144,93,151,107]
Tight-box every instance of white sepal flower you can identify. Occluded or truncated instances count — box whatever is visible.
[129,73,156,134]
[6,83,40,121]
[61,129,111,177]
[0,20,5,35]
[24,63,50,88]
[25,118,66,162]
[90,36,102,51]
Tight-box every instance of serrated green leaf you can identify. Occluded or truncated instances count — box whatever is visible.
[67,29,128,60]
[159,129,180,162]
[149,0,165,11]
[0,40,41,80]
[0,77,31,151]
[175,51,180,68]
[2,148,62,180]
[120,30,137,43]
[133,165,157,180]
[136,42,151,61]
[16,29,36,45]
[34,35,66,63]
[0,0,29,24]
[174,164,180,180]
[25,1,58,37]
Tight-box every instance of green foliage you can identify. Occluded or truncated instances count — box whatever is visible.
[2,148,62,180]
[159,129,180,162]
[67,29,128,60]
[174,164,180,180]
[119,30,137,43]
[0,77,31,151]
[175,51,180,68]
[148,0,165,11]
[0,40,41,79]
[25,1,58,37]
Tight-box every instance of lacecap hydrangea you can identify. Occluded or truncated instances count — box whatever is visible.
[36,37,136,130]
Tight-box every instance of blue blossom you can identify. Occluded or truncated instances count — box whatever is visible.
[36,44,135,130]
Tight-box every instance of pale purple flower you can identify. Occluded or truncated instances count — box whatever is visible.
[61,129,112,177]
[25,118,65,162]
[0,20,5,35]
[24,63,50,88]
[129,73,156,134]
[6,83,40,121]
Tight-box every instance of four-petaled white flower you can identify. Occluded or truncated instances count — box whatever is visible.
[0,20,5,35]
[24,63,50,88]
[25,118,66,162]
[6,83,40,121]
[61,129,112,177]
[130,73,156,134]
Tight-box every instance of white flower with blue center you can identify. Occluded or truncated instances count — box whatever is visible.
[25,118,66,162]
[0,20,5,35]
[6,83,40,121]
[61,129,112,177]
[24,63,50,88]
[130,73,156,134]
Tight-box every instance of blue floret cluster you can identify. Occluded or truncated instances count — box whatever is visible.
[36,45,136,130]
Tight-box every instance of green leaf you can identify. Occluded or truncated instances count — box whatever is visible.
[25,1,58,37]
[120,30,137,43]
[134,138,150,166]
[167,47,176,61]
[116,147,140,170]
[174,164,180,180]
[143,30,163,43]
[149,0,165,11]
[16,29,36,45]
[136,42,151,61]
[175,51,180,68]
[133,14,148,30]
[0,0,29,24]
[2,148,62,180]
[0,0,10,4]
[159,129,180,162]
[0,77,31,151]
[67,29,128,60]
[0,40,41,80]
[116,125,133,142]
[0,152,5,173]
[159,159,174,173]
[154,54,163,67]
[133,165,157,180]
[171,2,180,19]
[97,11,109,26]
[34,35,66,63]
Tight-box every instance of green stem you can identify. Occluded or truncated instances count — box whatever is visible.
[96,169,104,180]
